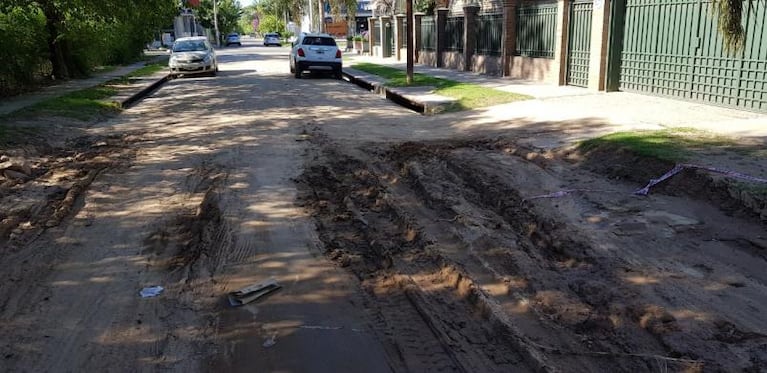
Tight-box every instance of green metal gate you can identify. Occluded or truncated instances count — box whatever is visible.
[383,22,394,58]
[566,0,593,87]
[615,0,767,111]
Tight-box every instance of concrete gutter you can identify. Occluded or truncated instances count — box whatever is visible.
[118,74,170,109]
[342,68,457,115]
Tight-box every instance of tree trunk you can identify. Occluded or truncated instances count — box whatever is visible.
[42,2,69,80]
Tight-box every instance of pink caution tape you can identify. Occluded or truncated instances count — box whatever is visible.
[634,163,767,196]
[526,189,615,200]
[527,164,767,200]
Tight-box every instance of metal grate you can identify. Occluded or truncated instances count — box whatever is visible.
[619,0,767,111]
[445,17,464,52]
[475,13,503,56]
[515,3,558,58]
[566,0,593,87]
[420,16,436,51]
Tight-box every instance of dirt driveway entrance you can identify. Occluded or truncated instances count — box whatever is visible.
[1,40,766,372]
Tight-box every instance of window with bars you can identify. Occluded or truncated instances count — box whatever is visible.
[420,16,436,51]
[445,17,464,52]
[475,13,503,56]
[515,3,558,58]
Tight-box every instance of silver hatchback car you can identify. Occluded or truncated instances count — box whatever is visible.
[168,37,218,77]
[263,32,281,46]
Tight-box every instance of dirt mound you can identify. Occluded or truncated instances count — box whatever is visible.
[0,133,138,250]
[298,136,767,372]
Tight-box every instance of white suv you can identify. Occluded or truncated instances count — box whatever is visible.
[289,33,342,79]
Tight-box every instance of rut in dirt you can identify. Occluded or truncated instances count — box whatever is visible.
[298,136,767,372]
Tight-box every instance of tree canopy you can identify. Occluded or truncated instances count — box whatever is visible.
[195,0,244,41]
[1,0,178,94]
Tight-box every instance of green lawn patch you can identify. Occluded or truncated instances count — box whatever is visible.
[110,59,169,84]
[578,128,739,161]
[350,62,530,110]
[127,62,167,78]
[17,85,121,120]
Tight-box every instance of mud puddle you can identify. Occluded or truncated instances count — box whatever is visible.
[298,137,767,372]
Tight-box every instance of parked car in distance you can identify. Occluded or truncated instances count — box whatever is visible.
[264,32,281,46]
[168,36,218,77]
[225,33,241,46]
[289,33,342,79]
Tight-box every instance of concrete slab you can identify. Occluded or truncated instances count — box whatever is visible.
[344,55,767,141]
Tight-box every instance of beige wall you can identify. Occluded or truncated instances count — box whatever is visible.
[509,56,558,83]
[418,51,439,66]
[472,55,502,75]
[442,51,466,71]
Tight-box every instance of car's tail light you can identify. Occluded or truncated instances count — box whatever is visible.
[297,48,305,57]
[335,49,342,58]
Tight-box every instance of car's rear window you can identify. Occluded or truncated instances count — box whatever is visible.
[302,37,336,46]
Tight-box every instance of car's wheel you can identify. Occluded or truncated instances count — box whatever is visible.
[289,63,295,73]
[334,69,343,80]
[294,67,301,79]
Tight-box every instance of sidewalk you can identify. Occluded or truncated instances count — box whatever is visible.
[345,55,767,140]
[0,54,167,116]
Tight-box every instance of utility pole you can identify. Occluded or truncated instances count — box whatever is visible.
[318,0,324,33]
[308,0,314,32]
[213,0,221,47]
[406,0,413,84]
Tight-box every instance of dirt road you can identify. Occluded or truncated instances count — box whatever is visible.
[1,38,767,372]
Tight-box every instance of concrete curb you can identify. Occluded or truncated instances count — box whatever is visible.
[119,74,170,109]
[343,70,455,115]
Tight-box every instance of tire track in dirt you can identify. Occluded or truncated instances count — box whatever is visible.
[299,135,767,372]
[298,144,541,372]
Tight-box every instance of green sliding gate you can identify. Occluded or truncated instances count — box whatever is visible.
[566,0,593,87]
[614,0,767,111]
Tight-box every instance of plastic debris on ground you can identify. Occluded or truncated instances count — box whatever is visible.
[228,278,281,307]
[139,286,164,298]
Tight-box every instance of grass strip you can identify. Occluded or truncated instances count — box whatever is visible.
[14,85,121,121]
[350,62,530,110]
[578,128,741,161]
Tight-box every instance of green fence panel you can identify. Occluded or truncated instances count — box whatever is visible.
[566,0,593,87]
[446,17,464,52]
[619,0,767,111]
[421,16,436,51]
[476,13,503,56]
[403,19,408,48]
[372,25,380,46]
[516,3,558,58]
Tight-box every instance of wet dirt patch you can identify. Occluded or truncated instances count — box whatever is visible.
[298,136,767,372]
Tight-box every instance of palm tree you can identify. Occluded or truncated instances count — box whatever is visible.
[714,0,745,54]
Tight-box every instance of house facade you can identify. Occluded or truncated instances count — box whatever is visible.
[367,0,767,112]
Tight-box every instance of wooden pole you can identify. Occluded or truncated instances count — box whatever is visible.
[406,0,413,84]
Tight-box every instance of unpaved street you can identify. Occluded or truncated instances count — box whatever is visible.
[2,38,767,372]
